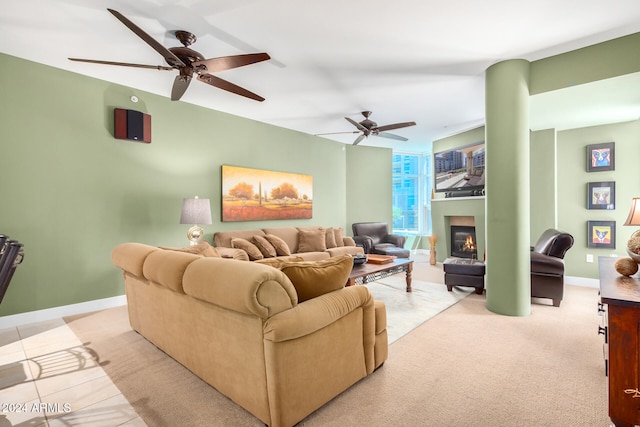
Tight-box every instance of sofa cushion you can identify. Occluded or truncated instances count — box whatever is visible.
[279,254,352,302]
[160,241,221,258]
[325,227,337,248]
[231,238,264,260]
[142,249,200,294]
[333,227,345,247]
[253,235,277,258]
[297,228,327,253]
[264,234,292,256]
[216,247,250,261]
[262,227,299,253]
[112,242,160,277]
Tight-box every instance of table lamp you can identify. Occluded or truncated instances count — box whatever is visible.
[180,196,212,245]
[624,197,640,262]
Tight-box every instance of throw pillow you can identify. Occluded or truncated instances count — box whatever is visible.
[253,235,277,258]
[264,234,291,256]
[325,227,337,248]
[160,241,221,257]
[297,228,327,253]
[279,254,353,302]
[333,227,345,247]
[231,237,264,260]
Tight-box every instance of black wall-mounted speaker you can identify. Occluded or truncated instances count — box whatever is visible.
[114,108,151,143]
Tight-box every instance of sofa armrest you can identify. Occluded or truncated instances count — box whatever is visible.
[531,252,565,276]
[264,285,380,373]
[263,285,374,342]
[342,236,356,246]
[384,234,406,248]
[373,300,388,369]
[353,235,373,253]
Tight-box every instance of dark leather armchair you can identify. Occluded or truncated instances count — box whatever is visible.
[351,222,408,257]
[531,229,574,307]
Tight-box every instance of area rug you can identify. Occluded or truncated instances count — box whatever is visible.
[363,276,473,344]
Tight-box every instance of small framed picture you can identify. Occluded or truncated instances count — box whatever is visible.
[586,142,615,172]
[587,220,616,249]
[587,181,615,210]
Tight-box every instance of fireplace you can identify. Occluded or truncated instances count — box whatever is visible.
[450,225,477,259]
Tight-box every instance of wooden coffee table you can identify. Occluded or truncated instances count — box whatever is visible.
[347,258,414,292]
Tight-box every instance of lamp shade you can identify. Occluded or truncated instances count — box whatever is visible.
[624,198,640,226]
[180,197,212,225]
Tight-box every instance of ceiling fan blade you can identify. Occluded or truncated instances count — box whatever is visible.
[197,73,265,102]
[107,8,186,68]
[193,53,271,73]
[353,134,366,145]
[375,121,416,133]
[345,117,368,132]
[314,131,360,136]
[171,75,192,101]
[377,132,408,141]
[68,58,174,70]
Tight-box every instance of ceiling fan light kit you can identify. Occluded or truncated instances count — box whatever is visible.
[68,8,270,102]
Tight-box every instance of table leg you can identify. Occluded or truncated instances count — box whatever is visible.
[405,263,413,292]
[346,277,356,287]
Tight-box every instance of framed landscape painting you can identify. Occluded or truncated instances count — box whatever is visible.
[586,142,615,172]
[221,165,313,222]
[587,181,615,210]
[587,220,616,249]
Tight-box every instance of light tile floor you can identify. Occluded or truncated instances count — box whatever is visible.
[0,317,146,426]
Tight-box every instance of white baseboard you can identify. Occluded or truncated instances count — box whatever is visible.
[565,275,599,289]
[0,295,127,329]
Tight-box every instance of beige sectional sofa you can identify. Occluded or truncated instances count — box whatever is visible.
[213,225,364,261]
[112,242,387,427]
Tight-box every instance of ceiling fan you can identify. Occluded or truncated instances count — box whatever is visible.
[316,111,416,145]
[68,8,270,102]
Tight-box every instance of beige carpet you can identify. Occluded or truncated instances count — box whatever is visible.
[366,276,471,343]
[64,263,610,426]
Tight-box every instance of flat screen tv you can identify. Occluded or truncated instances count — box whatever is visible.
[434,141,485,195]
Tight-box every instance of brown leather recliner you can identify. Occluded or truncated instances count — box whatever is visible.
[530,229,574,307]
[351,222,409,257]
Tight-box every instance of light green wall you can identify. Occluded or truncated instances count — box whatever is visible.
[345,144,393,230]
[557,120,640,279]
[530,32,640,95]
[530,129,557,240]
[0,53,390,316]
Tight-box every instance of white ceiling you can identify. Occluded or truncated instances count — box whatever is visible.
[3,0,640,152]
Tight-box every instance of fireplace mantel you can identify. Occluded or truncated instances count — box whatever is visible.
[431,197,485,262]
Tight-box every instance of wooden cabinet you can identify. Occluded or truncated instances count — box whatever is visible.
[599,257,640,427]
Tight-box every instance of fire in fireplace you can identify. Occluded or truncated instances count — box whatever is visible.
[450,225,477,259]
